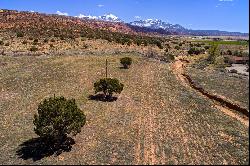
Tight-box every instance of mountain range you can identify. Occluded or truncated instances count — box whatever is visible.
[0,9,248,37]
[77,13,248,37]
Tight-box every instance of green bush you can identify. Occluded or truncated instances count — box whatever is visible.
[120,57,132,69]
[44,39,49,43]
[156,41,163,49]
[22,40,28,44]
[30,46,38,52]
[230,69,237,73]
[162,53,175,62]
[0,40,4,45]
[208,44,220,63]
[204,45,210,50]
[94,78,124,99]
[188,47,204,55]
[175,46,180,50]
[4,42,9,46]
[33,96,86,142]
[82,44,88,49]
[214,56,226,68]
[226,49,232,55]
[17,32,24,37]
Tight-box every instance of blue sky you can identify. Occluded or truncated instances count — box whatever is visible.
[0,0,248,32]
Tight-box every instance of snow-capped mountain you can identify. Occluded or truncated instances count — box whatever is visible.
[74,13,248,36]
[129,19,186,32]
[76,13,122,22]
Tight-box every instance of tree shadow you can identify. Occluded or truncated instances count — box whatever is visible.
[88,94,117,102]
[118,65,129,69]
[16,137,75,161]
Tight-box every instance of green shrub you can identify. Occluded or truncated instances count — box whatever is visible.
[94,78,124,99]
[204,45,210,50]
[175,46,180,50]
[17,32,24,37]
[30,46,38,52]
[4,42,9,46]
[156,41,163,49]
[162,53,175,62]
[234,50,239,56]
[0,40,4,45]
[44,38,49,43]
[188,47,204,55]
[230,69,237,73]
[188,47,195,55]
[226,49,232,55]
[165,43,170,49]
[50,44,54,48]
[214,56,226,68]
[33,96,86,142]
[51,38,55,42]
[34,39,38,43]
[22,40,28,44]
[82,44,88,49]
[242,52,249,57]
[208,44,220,63]
[120,57,132,69]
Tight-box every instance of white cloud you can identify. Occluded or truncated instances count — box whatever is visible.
[76,14,98,19]
[97,4,104,7]
[56,11,68,16]
[135,16,141,19]
[100,14,119,21]
[215,3,222,7]
[30,10,35,13]
[76,13,121,22]
[216,0,233,8]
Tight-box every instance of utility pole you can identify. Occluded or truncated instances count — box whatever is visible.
[105,59,108,78]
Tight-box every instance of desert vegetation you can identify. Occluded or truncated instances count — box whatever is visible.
[120,57,132,69]
[0,54,248,164]
[0,8,249,165]
[32,96,86,155]
[93,78,124,101]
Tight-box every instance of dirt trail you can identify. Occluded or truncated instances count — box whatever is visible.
[134,60,159,165]
[171,59,249,127]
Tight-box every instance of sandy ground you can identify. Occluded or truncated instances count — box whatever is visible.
[226,64,249,76]
[0,55,249,165]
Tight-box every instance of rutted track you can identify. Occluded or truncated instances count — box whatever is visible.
[171,59,249,127]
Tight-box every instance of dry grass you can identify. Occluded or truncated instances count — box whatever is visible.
[0,32,162,56]
[0,54,248,164]
[186,67,249,110]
